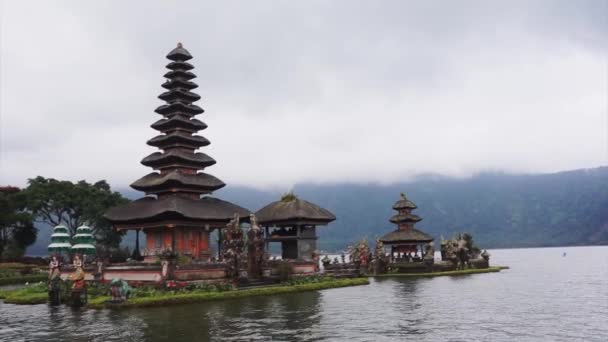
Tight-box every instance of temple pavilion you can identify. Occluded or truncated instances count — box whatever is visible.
[379,193,433,261]
[256,194,335,261]
[105,43,250,261]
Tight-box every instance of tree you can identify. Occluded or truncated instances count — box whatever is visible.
[0,186,37,259]
[23,176,130,249]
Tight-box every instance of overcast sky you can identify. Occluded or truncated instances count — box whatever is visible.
[0,0,606,190]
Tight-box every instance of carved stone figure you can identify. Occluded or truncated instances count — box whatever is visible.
[222,213,245,279]
[48,256,62,305]
[247,214,266,278]
[373,239,387,274]
[321,255,331,267]
[68,255,87,307]
[109,278,131,303]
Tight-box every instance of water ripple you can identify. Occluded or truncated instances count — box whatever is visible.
[0,246,606,341]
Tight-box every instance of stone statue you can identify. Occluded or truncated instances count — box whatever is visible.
[222,213,245,279]
[424,242,435,259]
[456,236,470,269]
[109,278,131,303]
[68,254,87,307]
[321,255,331,267]
[48,256,62,305]
[247,214,266,278]
[161,260,169,279]
[373,239,387,274]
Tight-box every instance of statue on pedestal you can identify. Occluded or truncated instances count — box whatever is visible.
[48,256,62,305]
[373,239,387,274]
[247,214,266,278]
[109,278,131,303]
[68,254,87,307]
[222,214,244,280]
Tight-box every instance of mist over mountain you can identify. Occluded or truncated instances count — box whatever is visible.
[27,167,608,255]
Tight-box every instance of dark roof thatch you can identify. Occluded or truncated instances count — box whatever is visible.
[379,228,434,244]
[389,213,422,224]
[256,196,336,226]
[155,102,204,115]
[105,196,250,224]
[163,70,196,81]
[147,132,210,149]
[166,61,193,71]
[162,79,198,91]
[393,193,417,210]
[131,171,225,194]
[141,150,216,169]
[158,89,200,103]
[151,116,207,132]
[166,43,192,61]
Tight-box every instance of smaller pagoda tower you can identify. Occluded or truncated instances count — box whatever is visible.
[379,193,433,261]
[48,225,72,254]
[71,225,96,256]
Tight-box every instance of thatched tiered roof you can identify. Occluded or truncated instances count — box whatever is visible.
[105,43,251,227]
[256,194,336,226]
[380,193,433,244]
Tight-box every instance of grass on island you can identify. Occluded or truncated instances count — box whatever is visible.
[375,266,508,278]
[0,263,48,286]
[89,277,369,309]
[0,282,49,304]
[0,276,369,308]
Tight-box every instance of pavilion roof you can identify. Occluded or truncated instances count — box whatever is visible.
[141,150,216,169]
[393,193,417,210]
[379,228,434,244]
[131,171,225,194]
[389,213,422,224]
[256,196,336,226]
[105,196,250,224]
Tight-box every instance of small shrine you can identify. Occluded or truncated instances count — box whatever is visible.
[71,224,96,257]
[48,225,72,255]
[105,43,250,261]
[379,193,433,262]
[371,193,492,274]
[256,193,335,273]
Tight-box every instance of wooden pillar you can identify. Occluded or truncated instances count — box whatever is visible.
[296,225,301,258]
[217,228,223,259]
[171,229,176,252]
[264,226,270,252]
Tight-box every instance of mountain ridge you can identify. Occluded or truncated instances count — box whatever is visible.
[26,166,608,255]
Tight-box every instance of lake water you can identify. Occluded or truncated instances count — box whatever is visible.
[1,246,606,342]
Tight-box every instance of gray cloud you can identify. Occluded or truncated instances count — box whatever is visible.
[1,0,606,189]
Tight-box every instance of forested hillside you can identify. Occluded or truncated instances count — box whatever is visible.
[27,167,608,255]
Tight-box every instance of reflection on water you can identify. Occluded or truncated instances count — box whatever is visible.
[1,246,607,342]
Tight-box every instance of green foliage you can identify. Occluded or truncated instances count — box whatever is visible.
[0,188,37,259]
[89,278,369,309]
[1,281,48,304]
[23,176,130,250]
[283,275,334,285]
[280,192,298,202]
[2,277,369,308]
[0,274,47,286]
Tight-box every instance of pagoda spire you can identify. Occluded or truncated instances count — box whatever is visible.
[131,43,225,197]
[390,193,422,230]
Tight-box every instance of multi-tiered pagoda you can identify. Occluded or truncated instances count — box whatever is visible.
[106,43,250,261]
[379,193,433,259]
